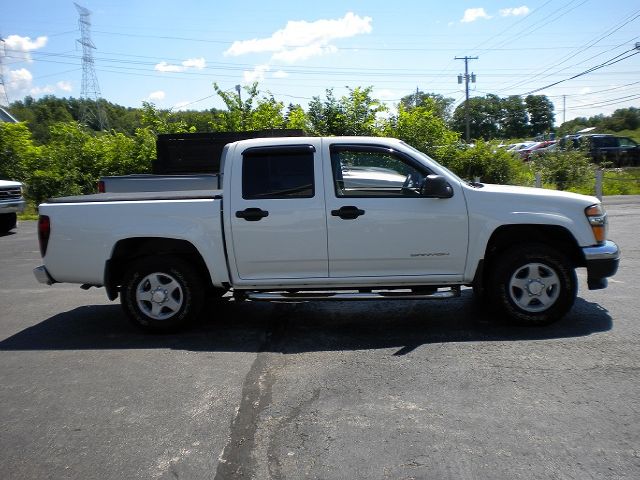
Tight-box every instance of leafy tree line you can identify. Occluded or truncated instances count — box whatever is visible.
[447,93,555,139]
[8,87,558,144]
[557,107,640,136]
[2,83,600,205]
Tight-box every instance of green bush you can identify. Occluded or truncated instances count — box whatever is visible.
[440,140,529,185]
[529,149,594,191]
[0,122,42,181]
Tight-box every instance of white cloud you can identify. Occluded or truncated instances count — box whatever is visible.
[244,64,271,83]
[273,44,338,63]
[155,57,207,73]
[56,81,72,92]
[3,35,48,62]
[9,68,33,90]
[181,57,206,69]
[30,85,56,95]
[2,68,72,98]
[500,6,530,17]
[155,61,185,73]
[148,90,166,101]
[225,12,372,64]
[3,68,34,99]
[461,8,492,23]
[273,70,289,79]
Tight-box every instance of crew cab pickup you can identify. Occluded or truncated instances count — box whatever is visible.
[34,136,620,331]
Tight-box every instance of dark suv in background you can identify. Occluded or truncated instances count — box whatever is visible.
[560,134,640,167]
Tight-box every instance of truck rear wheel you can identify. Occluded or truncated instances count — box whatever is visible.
[120,256,204,332]
[488,244,577,326]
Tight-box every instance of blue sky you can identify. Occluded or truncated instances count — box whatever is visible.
[2,0,639,124]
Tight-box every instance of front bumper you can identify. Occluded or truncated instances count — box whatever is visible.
[582,240,620,290]
[0,199,26,214]
[33,265,56,285]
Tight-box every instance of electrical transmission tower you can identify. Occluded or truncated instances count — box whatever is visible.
[75,3,108,130]
[0,34,10,106]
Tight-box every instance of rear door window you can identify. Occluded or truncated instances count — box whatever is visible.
[242,146,315,199]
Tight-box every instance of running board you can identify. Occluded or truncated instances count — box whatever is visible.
[245,287,460,302]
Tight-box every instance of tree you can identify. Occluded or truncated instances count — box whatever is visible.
[307,89,344,136]
[525,95,555,136]
[383,104,458,159]
[399,91,455,122]
[284,104,309,131]
[307,87,386,136]
[451,94,502,140]
[8,96,74,144]
[210,83,288,131]
[0,122,42,181]
[501,96,529,139]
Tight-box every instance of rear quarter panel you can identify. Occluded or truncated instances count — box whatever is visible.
[40,199,227,286]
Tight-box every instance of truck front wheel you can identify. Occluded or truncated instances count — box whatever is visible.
[120,256,204,332]
[0,213,17,234]
[488,244,577,326]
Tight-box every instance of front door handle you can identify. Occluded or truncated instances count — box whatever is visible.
[331,206,365,220]
[236,208,269,221]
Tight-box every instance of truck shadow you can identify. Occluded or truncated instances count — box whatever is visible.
[0,292,613,355]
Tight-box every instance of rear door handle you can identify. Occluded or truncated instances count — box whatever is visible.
[236,208,269,221]
[331,206,365,220]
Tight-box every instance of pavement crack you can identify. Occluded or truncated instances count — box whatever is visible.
[214,306,291,480]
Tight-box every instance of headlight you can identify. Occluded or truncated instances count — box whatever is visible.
[585,204,607,244]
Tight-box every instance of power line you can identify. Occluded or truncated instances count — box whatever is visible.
[521,49,640,96]
[496,9,640,93]
[568,93,640,110]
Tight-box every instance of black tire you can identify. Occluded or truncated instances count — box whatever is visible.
[487,244,577,326]
[120,256,204,332]
[0,213,17,234]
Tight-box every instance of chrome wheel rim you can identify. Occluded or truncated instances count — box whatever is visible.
[508,262,561,313]
[136,272,183,320]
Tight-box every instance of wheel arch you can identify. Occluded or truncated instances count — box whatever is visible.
[473,224,584,290]
[105,237,213,300]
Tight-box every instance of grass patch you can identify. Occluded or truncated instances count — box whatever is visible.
[17,202,39,221]
[601,167,640,195]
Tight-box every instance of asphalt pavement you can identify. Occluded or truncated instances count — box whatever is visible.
[0,196,638,479]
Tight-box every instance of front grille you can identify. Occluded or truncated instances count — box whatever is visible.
[0,187,22,200]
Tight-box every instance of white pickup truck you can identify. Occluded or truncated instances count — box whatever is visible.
[34,136,620,331]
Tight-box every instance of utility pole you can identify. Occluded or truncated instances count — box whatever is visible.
[455,56,478,143]
[0,34,10,106]
[563,95,566,124]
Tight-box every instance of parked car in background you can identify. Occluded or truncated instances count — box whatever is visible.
[519,141,556,161]
[0,179,26,234]
[559,134,640,167]
[506,142,537,152]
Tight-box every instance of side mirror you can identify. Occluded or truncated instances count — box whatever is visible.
[420,175,454,198]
